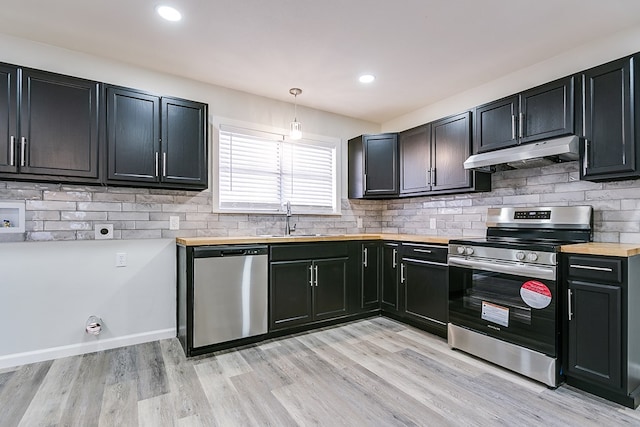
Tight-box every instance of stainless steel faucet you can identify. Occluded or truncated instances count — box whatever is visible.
[284,201,296,235]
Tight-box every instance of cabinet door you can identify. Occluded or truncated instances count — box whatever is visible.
[314,258,348,320]
[361,242,380,310]
[161,97,207,188]
[19,69,99,179]
[567,280,622,390]
[582,56,639,180]
[269,261,313,330]
[475,95,519,153]
[520,76,575,144]
[402,258,448,329]
[399,125,430,195]
[107,86,160,183]
[0,64,17,173]
[381,243,399,312]
[363,133,399,196]
[431,112,472,192]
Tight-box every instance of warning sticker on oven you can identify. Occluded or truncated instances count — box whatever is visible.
[520,280,552,309]
[481,301,509,327]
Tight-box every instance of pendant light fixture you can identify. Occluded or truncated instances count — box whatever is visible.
[289,88,302,140]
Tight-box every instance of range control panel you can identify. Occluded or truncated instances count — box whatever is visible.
[514,210,552,220]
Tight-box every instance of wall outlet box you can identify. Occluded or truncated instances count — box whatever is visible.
[95,224,114,239]
[169,216,180,230]
[356,217,363,228]
[115,252,127,267]
[430,218,437,229]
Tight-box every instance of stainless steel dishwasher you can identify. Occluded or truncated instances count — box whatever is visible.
[192,245,268,347]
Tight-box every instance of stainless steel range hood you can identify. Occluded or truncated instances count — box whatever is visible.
[463,135,580,171]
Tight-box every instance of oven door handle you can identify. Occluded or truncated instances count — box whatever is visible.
[448,257,556,281]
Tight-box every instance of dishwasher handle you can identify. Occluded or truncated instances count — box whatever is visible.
[193,245,268,258]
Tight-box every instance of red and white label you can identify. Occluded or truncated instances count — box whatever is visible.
[520,280,552,309]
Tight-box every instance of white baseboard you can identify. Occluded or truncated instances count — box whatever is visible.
[0,328,176,370]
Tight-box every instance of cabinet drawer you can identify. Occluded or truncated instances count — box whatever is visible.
[567,256,622,283]
[270,242,349,261]
[401,243,447,264]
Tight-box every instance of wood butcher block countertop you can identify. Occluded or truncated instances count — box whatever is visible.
[560,242,640,257]
[176,233,452,246]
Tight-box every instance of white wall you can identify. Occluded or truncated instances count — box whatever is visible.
[0,239,176,369]
[382,25,640,132]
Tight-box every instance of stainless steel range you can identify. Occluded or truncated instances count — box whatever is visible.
[447,206,593,387]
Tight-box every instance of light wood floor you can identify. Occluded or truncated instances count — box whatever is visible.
[2,317,640,426]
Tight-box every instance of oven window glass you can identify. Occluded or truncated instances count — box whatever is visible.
[465,272,532,326]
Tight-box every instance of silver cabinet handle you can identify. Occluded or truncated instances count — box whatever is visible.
[9,136,15,166]
[309,265,314,287]
[400,263,405,283]
[363,247,368,267]
[414,248,432,254]
[582,139,589,175]
[20,137,26,166]
[314,264,318,286]
[426,169,430,186]
[155,152,159,177]
[519,113,524,138]
[431,168,436,186]
[392,248,397,268]
[511,115,516,140]
[568,289,573,321]
[363,173,367,191]
[570,264,613,272]
[162,152,167,177]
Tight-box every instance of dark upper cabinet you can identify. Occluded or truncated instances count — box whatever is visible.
[161,97,207,187]
[399,124,430,195]
[0,64,17,174]
[475,76,575,153]
[0,65,100,181]
[475,95,519,153]
[581,55,640,181]
[399,112,490,197]
[106,85,208,190]
[348,133,399,198]
[107,87,160,183]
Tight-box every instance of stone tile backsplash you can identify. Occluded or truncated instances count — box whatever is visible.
[2,161,640,243]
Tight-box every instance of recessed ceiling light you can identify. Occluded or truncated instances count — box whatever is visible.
[359,74,375,84]
[156,5,182,22]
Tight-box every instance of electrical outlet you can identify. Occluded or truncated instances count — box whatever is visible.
[115,252,127,267]
[169,216,180,230]
[430,218,437,229]
[356,217,363,228]
[95,224,113,240]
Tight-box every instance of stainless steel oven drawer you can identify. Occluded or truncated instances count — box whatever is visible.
[567,255,622,283]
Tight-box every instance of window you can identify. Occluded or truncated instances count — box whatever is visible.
[218,125,338,214]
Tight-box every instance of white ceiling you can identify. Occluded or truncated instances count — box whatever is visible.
[2,0,640,124]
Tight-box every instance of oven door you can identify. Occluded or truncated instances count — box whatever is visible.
[448,255,557,357]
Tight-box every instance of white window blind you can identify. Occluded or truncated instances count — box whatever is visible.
[219,126,337,214]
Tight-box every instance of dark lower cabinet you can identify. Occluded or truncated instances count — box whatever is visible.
[564,253,640,408]
[269,243,349,331]
[270,261,313,329]
[106,85,207,189]
[360,242,380,311]
[581,54,640,181]
[400,243,448,337]
[381,243,400,312]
